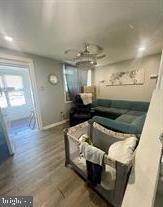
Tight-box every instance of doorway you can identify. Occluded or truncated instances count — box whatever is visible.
[0,64,38,138]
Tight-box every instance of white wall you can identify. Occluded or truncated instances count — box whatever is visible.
[32,55,69,126]
[95,54,161,102]
[0,47,70,128]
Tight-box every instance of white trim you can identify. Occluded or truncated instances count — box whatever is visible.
[0,54,43,130]
[156,50,163,90]
[28,62,43,129]
[42,119,69,130]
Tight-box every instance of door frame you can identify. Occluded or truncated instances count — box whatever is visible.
[0,53,43,130]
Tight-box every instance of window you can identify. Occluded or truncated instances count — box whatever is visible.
[0,75,26,108]
[63,66,77,102]
[0,92,8,108]
[63,65,92,102]
[87,69,92,86]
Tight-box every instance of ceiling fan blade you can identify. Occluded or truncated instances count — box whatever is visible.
[64,49,80,60]
[86,44,103,55]
[97,54,106,59]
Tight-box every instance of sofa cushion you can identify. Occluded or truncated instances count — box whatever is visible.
[93,99,149,111]
[94,106,109,112]
[97,99,112,107]
[95,106,128,116]
[107,107,128,115]
[111,100,131,109]
[111,100,149,112]
[127,101,149,112]
[132,114,146,133]
[92,122,136,153]
[93,114,147,135]
[126,110,146,116]
[116,114,138,124]
[92,116,140,134]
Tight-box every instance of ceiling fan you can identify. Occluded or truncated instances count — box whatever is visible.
[64,42,106,69]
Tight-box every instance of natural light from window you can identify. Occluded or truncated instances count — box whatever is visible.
[0,75,26,108]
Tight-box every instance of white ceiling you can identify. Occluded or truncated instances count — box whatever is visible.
[0,0,163,65]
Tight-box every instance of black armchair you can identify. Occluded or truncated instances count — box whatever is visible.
[69,95,93,126]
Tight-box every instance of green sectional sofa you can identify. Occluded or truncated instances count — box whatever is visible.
[91,99,149,135]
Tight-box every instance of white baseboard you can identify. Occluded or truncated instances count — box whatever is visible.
[42,119,69,130]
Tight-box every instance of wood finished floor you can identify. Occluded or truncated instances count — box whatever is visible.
[0,123,109,207]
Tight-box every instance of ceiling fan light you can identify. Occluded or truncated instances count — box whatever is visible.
[76,61,96,69]
[64,42,105,69]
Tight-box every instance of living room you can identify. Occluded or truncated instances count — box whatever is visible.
[0,1,163,207]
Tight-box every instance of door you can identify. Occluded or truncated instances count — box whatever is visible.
[0,65,37,136]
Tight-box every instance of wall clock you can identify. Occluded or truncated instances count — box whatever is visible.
[48,74,58,85]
